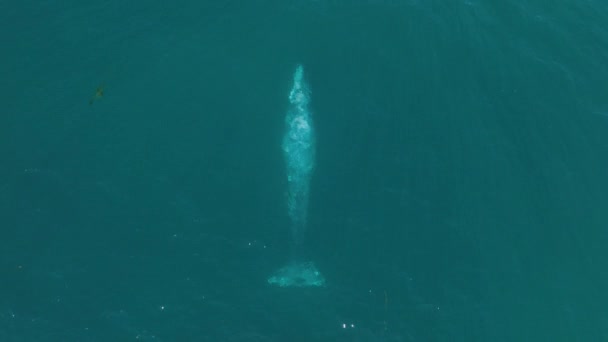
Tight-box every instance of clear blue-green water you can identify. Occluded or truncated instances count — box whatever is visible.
[2,1,608,340]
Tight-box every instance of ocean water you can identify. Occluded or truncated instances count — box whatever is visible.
[1,0,608,340]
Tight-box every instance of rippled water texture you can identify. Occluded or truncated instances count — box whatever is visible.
[1,0,607,340]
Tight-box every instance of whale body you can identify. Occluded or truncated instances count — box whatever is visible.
[282,65,315,246]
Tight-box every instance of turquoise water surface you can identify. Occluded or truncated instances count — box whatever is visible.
[1,1,608,340]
